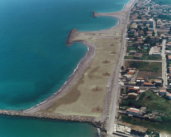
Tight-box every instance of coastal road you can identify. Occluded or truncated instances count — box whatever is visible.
[106,3,131,135]
[124,59,162,62]
[106,0,137,135]
[161,39,167,88]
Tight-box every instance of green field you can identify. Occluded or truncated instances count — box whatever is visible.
[122,115,171,134]
[121,91,171,133]
[124,55,134,59]
[121,91,170,112]
[127,46,136,52]
[127,62,162,72]
[142,55,162,60]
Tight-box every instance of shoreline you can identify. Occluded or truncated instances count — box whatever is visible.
[25,41,96,112]
[24,1,129,113]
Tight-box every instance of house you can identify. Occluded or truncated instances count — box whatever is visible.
[157,19,162,25]
[134,32,139,37]
[129,50,136,54]
[167,43,171,48]
[127,87,140,94]
[126,108,140,116]
[129,29,136,33]
[151,36,159,42]
[131,125,148,135]
[166,93,171,100]
[131,23,137,29]
[138,23,143,27]
[165,50,171,54]
[136,77,144,82]
[134,53,143,59]
[128,93,139,99]
[143,82,153,86]
[127,68,136,70]
[136,77,144,86]
[150,46,161,56]
[139,107,147,115]
[138,30,144,36]
[155,80,163,86]
[159,87,167,96]
[146,31,152,34]
[168,55,171,61]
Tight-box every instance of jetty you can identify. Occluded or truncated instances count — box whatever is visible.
[0,109,104,129]
[65,29,77,46]
[92,11,97,18]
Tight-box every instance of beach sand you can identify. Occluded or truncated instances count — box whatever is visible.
[25,0,136,122]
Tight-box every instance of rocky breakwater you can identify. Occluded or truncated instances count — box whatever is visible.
[0,109,104,129]
[65,29,77,46]
[92,11,97,18]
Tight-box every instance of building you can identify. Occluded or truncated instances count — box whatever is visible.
[116,125,131,134]
[129,50,136,54]
[168,55,171,61]
[166,93,171,100]
[128,93,139,99]
[129,29,136,33]
[157,19,162,25]
[165,50,171,54]
[127,87,140,94]
[167,42,171,48]
[126,108,140,116]
[150,36,159,42]
[131,125,148,135]
[159,87,167,96]
[155,80,163,86]
[136,77,144,82]
[149,46,161,56]
[131,20,153,27]
[134,53,143,59]
[134,32,139,37]
[127,68,136,70]
[143,82,153,86]
[131,23,138,29]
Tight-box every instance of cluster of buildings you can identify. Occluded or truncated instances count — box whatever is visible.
[117,0,171,136]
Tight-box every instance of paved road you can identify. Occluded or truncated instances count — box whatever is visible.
[153,18,158,36]
[146,6,150,15]
[161,39,167,88]
[124,59,162,62]
[106,1,133,134]
[106,0,137,135]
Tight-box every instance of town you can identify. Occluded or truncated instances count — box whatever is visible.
[115,0,171,136]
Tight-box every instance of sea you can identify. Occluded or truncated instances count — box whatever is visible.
[0,0,128,136]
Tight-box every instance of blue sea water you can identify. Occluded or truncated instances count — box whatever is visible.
[0,0,127,110]
[0,115,97,137]
[0,0,128,136]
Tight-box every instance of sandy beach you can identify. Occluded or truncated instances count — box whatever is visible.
[25,0,136,123]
